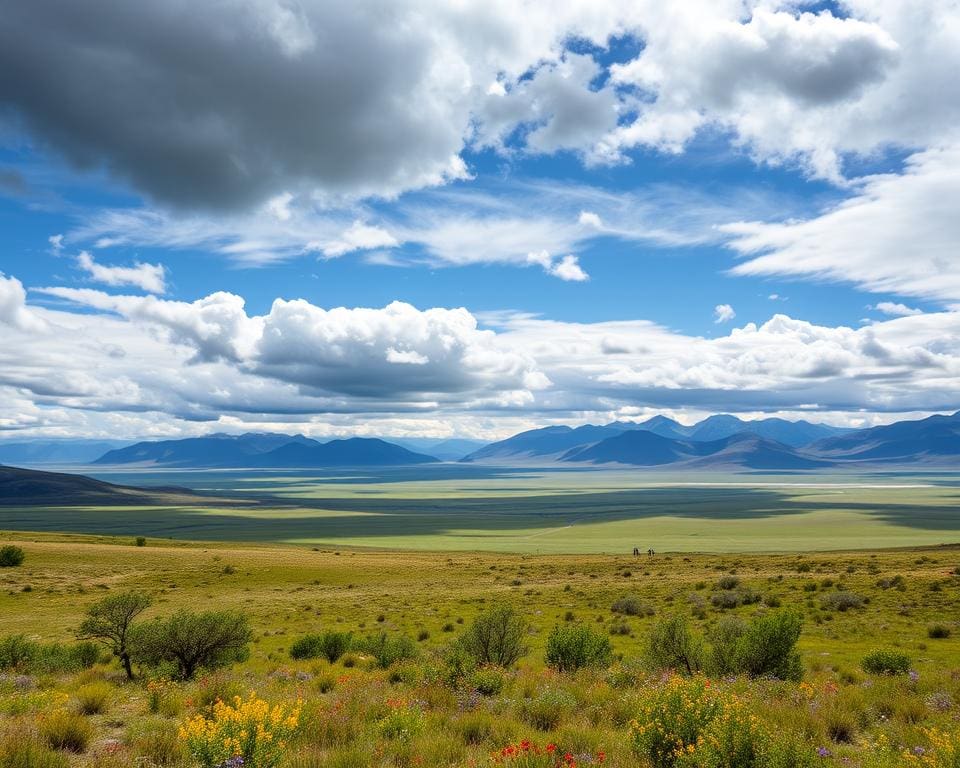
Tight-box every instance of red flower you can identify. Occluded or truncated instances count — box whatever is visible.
[546,744,557,753]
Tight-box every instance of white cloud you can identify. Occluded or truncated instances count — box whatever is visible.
[76,251,167,294]
[0,274,46,332]
[550,254,589,282]
[872,302,923,317]
[48,234,63,253]
[725,145,960,303]
[578,210,603,228]
[313,221,399,258]
[714,304,736,323]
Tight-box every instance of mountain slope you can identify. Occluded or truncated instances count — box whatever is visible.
[811,412,960,462]
[253,438,437,467]
[461,424,626,463]
[561,431,834,469]
[95,433,437,468]
[687,415,848,447]
[0,465,205,506]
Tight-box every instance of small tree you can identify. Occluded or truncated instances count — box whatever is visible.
[458,605,527,668]
[78,591,152,679]
[129,609,251,680]
[647,613,704,675]
[0,545,25,568]
[545,623,613,672]
[707,615,746,676]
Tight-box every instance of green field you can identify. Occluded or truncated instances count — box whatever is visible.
[3,466,960,553]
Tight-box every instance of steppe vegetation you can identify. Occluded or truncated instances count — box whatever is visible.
[0,532,958,767]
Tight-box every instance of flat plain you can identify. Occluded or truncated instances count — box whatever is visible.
[2,466,959,553]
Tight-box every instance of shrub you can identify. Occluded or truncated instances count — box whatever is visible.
[0,545,25,567]
[519,689,576,731]
[135,537,147,547]
[861,649,911,675]
[0,635,36,670]
[179,693,301,768]
[0,727,69,768]
[289,633,323,660]
[819,591,864,612]
[717,575,740,590]
[647,613,705,675]
[470,666,506,696]
[707,616,746,677]
[361,632,417,669]
[545,624,613,672]
[630,676,725,768]
[928,624,952,639]
[458,605,527,668]
[73,682,112,715]
[611,595,655,616]
[129,609,251,680]
[78,591,152,679]
[39,710,93,753]
[732,609,803,681]
[0,636,99,674]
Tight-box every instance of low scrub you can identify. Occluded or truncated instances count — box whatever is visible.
[0,545,25,568]
[861,649,912,675]
[458,605,527,668]
[360,632,417,669]
[545,624,613,672]
[819,591,865,612]
[39,710,92,753]
[289,631,353,662]
[0,636,99,675]
[611,595,655,616]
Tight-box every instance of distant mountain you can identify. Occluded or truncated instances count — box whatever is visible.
[388,437,487,461]
[252,438,437,467]
[810,411,960,463]
[461,424,626,463]
[685,415,849,447]
[631,415,690,440]
[561,431,834,470]
[94,433,437,468]
[0,439,131,466]
[0,465,204,506]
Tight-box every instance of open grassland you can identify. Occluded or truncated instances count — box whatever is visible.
[2,467,960,553]
[1,532,960,766]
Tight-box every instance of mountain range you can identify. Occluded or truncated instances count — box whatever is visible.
[94,433,438,468]
[462,412,960,469]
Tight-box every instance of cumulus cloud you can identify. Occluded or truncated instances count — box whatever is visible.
[76,251,167,293]
[714,304,736,323]
[525,250,589,281]
[0,274,46,332]
[725,145,960,303]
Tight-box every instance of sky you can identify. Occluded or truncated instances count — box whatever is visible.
[0,0,959,441]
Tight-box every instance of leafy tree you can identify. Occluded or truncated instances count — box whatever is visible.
[545,623,613,672]
[77,591,151,679]
[458,605,527,668]
[647,613,705,675]
[707,616,747,676]
[129,609,251,680]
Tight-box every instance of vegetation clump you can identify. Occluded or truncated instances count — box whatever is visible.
[0,545,25,568]
[544,623,613,672]
[457,605,527,668]
[861,649,912,675]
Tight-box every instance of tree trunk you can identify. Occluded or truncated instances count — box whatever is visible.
[121,652,134,680]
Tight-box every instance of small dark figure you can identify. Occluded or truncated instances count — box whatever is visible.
[648,548,654,556]
[633,547,640,556]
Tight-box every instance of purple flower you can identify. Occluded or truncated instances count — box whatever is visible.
[909,670,920,682]
[817,747,831,758]
[913,747,926,756]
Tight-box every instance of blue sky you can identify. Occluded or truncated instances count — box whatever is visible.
[0,0,958,440]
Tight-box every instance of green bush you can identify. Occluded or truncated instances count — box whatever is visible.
[0,545,25,568]
[861,649,911,675]
[0,636,99,674]
[129,609,251,680]
[290,633,323,660]
[731,609,803,681]
[469,666,506,696]
[361,632,417,669]
[647,613,705,675]
[519,688,576,731]
[611,595,654,616]
[458,605,527,668]
[545,623,613,672]
[707,616,747,676]
[717,575,740,590]
[819,591,864,612]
